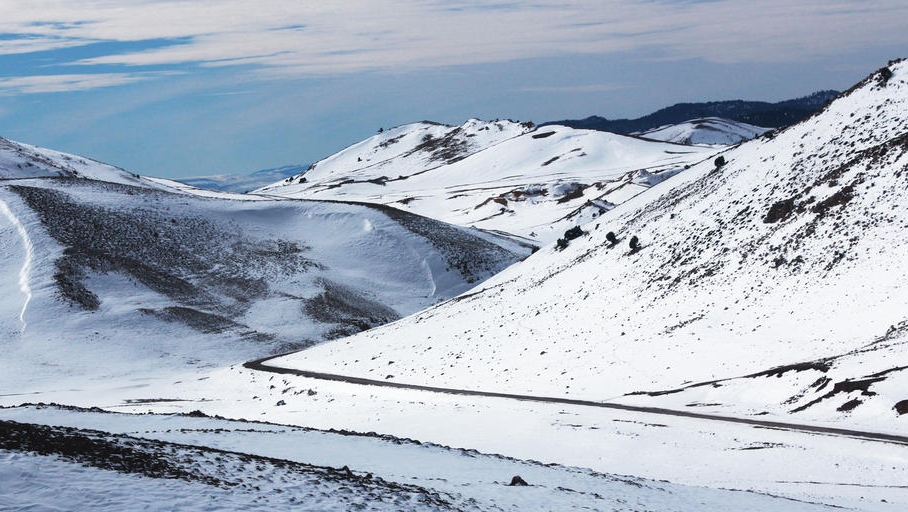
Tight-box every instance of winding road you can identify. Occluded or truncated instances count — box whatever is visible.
[245,353,908,446]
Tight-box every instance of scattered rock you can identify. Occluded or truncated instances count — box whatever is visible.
[508,475,529,486]
[894,400,908,415]
[837,399,862,412]
[564,226,584,241]
[763,197,798,224]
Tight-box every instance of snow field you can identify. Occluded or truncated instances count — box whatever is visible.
[3,404,895,511]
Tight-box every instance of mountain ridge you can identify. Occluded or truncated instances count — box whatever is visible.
[543,90,840,134]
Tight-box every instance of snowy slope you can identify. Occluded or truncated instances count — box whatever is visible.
[0,146,528,394]
[273,61,908,430]
[0,405,844,512]
[0,136,157,187]
[260,119,532,191]
[259,121,718,243]
[633,117,770,145]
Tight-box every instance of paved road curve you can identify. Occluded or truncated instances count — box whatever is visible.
[245,353,908,446]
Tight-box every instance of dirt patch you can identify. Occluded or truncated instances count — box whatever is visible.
[139,307,241,334]
[377,134,405,149]
[8,181,317,314]
[0,419,458,509]
[837,399,862,412]
[810,185,855,216]
[556,183,586,204]
[53,250,101,310]
[405,128,471,165]
[763,196,798,223]
[304,279,400,338]
[749,360,832,378]
[791,376,886,413]
[0,420,227,486]
[358,201,527,282]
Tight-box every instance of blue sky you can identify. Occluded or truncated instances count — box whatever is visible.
[0,1,904,178]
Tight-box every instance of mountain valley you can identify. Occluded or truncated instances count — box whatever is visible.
[1,60,907,511]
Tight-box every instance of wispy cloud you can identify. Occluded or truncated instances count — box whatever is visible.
[0,35,96,56]
[0,0,905,90]
[519,84,629,94]
[0,72,170,94]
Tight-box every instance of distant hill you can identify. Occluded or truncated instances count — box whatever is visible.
[177,164,308,193]
[543,90,839,133]
[256,118,718,243]
[632,117,770,145]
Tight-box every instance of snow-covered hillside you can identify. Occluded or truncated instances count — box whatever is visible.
[259,120,718,243]
[0,136,151,186]
[259,119,532,192]
[0,405,847,512]
[633,117,770,145]
[0,145,528,394]
[274,61,908,430]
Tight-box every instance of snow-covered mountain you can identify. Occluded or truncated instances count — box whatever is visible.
[260,119,533,190]
[3,62,907,512]
[258,119,719,243]
[274,61,908,431]
[177,164,308,193]
[0,138,529,393]
[633,117,770,145]
[1,136,149,186]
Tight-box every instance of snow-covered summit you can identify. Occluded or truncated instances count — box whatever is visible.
[258,119,532,193]
[276,60,908,430]
[0,136,150,187]
[632,117,770,145]
[259,120,718,243]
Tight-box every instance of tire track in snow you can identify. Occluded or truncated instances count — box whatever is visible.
[245,353,908,447]
[0,197,34,331]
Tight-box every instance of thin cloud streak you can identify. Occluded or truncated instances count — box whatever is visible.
[0,36,96,56]
[0,72,175,94]
[519,84,629,94]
